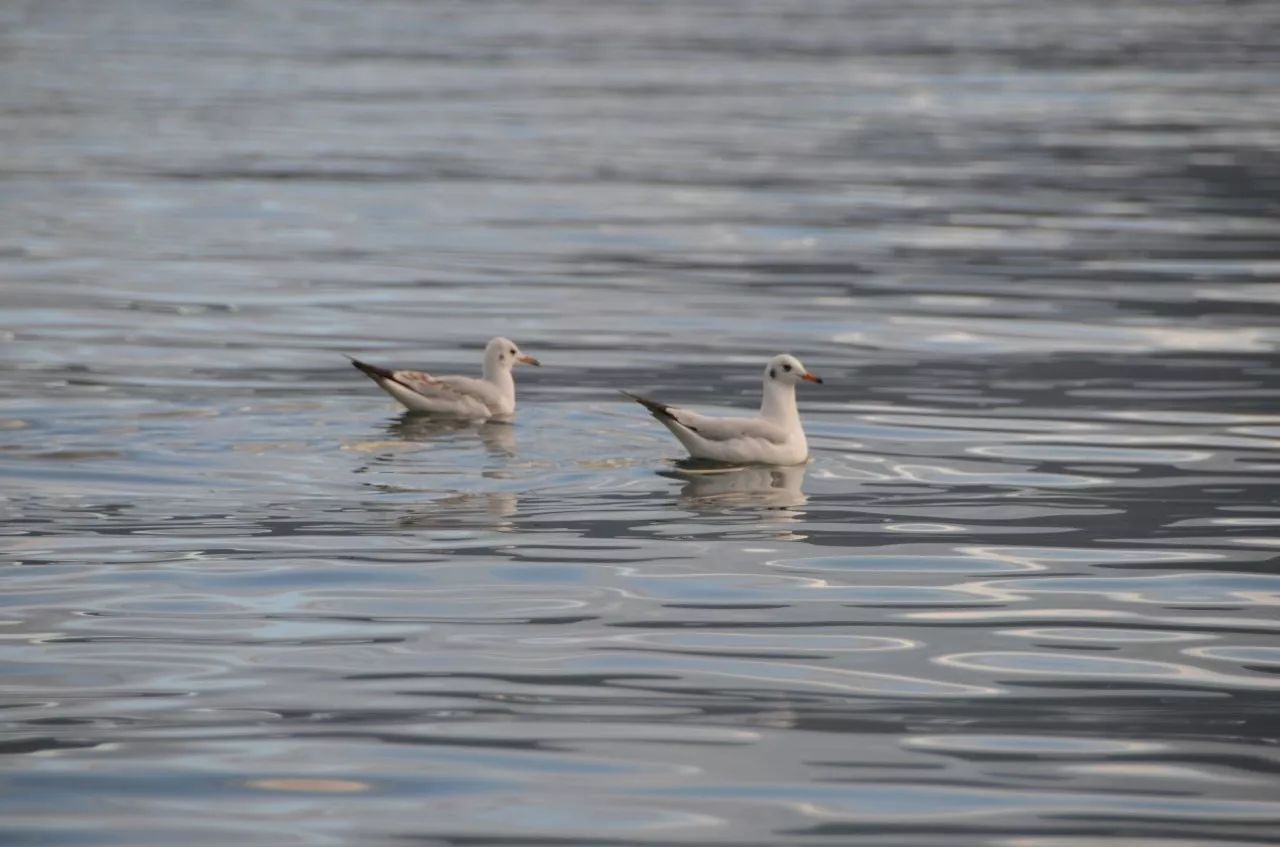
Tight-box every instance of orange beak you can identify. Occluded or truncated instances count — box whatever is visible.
[517,354,541,366]
[801,372,823,384]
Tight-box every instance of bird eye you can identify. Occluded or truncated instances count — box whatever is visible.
[510,349,517,355]
[782,363,792,372]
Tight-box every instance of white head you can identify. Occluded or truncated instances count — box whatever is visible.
[484,336,540,378]
[764,353,822,387]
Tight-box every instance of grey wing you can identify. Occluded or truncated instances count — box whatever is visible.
[393,370,460,400]
[668,410,790,444]
[393,371,491,416]
[436,375,503,410]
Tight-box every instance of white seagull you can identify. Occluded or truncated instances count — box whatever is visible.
[349,336,540,421]
[623,354,822,466]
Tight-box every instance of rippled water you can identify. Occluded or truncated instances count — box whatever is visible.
[4,1,1280,844]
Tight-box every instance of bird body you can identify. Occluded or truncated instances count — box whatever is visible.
[350,337,539,421]
[624,354,821,465]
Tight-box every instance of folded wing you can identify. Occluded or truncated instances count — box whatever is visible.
[669,409,790,445]
[351,358,493,417]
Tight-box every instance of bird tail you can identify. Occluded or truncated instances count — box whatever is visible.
[347,356,396,382]
[620,390,677,423]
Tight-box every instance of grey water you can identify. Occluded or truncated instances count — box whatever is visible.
[3,1,1280,844]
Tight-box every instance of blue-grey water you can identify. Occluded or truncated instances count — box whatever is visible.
[3,1,1280,844]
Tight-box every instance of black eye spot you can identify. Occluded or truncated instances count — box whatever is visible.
[783,363,792,372]
[769,368,776,379]
[510,349,516,355]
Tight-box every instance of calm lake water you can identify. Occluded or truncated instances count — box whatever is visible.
[4,1,1280,844]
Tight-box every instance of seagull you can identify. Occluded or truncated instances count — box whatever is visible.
[349,336,540,420]
[623,354,822,465]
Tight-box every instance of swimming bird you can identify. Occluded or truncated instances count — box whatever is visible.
[623,354,822,465]
[349,336,540,420]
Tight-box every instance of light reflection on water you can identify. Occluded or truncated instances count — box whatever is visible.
[3,0,1280,845]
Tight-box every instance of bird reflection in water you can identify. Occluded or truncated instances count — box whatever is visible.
[660,461,808,513]
[420,490,519,519]
[386,413,520,529]
[387,413,516,458]
[396,490,520,532]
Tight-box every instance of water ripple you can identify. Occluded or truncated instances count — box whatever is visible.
[3,1,1279,844]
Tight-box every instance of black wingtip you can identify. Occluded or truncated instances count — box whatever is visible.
[349,357,395,382]
[620,390,677,423]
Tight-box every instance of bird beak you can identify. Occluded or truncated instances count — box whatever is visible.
[517,354,541,366]
[801,372,823,384]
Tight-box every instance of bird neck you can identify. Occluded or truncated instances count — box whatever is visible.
[760,379,799,423]
[484,362,515,395]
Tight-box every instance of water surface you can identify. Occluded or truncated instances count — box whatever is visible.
[3,1,1280,844]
